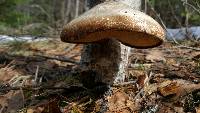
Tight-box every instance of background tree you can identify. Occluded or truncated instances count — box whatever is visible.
[0,0,199,36]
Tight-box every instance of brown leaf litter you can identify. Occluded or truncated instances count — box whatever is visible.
[0,40,200,113]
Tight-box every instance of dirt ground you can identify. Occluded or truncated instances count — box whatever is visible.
[0,39,199,113]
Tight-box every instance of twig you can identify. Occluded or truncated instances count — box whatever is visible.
[0,52,79,64]
[183,1,200,15]
[146,0,179,44]
[112,81,136,87]
[196,0,200,9]
[30,4,51,21]
[20,87,25,108]
[167,0,192,40]
[4,60,15,68]
[184,0,190,39]
[147,0,200,51]
[176,45,200,51]
[134,72,154,100]
[34,65,39,85]
[64,44,77,53]
[0,85,87,92]
[0,105,5,113]
[34,55,79,65]
[167,0,184,28]
[8,75,30,87]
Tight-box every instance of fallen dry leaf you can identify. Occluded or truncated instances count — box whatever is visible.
[107,91,129,112]
[107,91,135,113]
[0,66,18,82]
[158,80,200,101]
[42,99,62,113]
[0,91,24,113]
[145,50,166,62]
[27,108,45,113]
[158,81,180,97]
[196,107,200,113]
[129,70,146,88]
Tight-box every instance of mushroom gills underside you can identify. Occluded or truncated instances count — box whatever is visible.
[63,30,163,49]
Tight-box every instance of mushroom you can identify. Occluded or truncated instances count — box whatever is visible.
[60,0,165,85]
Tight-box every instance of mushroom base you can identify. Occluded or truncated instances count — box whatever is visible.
[80,39,130,85]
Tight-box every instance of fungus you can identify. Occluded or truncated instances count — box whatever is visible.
[60,1,165,85]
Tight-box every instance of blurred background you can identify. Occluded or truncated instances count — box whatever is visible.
[0,0,199,39]
[0,1,200,112]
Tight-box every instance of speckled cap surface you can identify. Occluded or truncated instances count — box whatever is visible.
[60,1,165,48]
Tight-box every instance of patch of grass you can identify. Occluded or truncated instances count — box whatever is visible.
[2,39,60,56]
[194,59,200,75]
[5,40,32,56]
[63,75,81,86]
[134,63,146,70]
[30,40,57,51]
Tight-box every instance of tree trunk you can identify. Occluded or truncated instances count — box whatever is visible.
[60,0,66,24]
[75,0,80,18]
[65,0,72,24]
[80,0,142,85]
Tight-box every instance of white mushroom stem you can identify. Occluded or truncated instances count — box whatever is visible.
[80,0,141,85]
[81,39,130,84]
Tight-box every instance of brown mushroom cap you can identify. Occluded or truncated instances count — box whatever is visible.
[60,2,165,49]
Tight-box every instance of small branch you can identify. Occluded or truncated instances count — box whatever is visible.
[0,84,110,97]
[112,81,136,87]
[176,45,200,51]
[0,105,5,113]
[146,0,200,51]
[19,88,25,108]
[34,55,79,65]
[0,52,79,64]
[146,0,179,44]
[34,65,39,85]
[0,85,86,93]
[64,44,77,53]
[30,4,52,21]
[196,0,200,9]
[184,0,189,34]
[167,0,184,28]
[183,2,200,15]
[134,71,154,100]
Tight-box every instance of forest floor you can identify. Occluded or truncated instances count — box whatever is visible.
[0,39,200,113]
